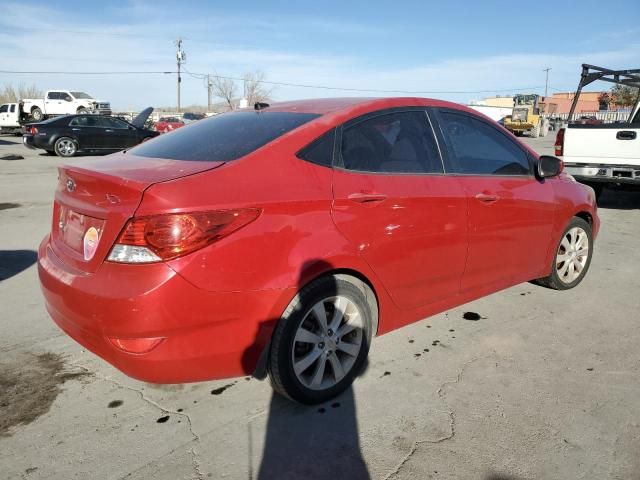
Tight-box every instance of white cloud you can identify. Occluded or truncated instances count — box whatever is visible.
[1,2,638,110]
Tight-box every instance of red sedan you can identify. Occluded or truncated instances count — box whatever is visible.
[154,116,185,134]
[38,98,599,404]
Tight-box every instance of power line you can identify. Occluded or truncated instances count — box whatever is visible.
[0,69,547,95]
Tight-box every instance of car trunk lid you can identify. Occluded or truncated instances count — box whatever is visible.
[51,153,225,273]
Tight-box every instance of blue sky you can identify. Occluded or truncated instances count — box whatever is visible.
[1,0,639,110]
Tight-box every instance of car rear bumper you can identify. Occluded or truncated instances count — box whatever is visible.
[38,235,294,383]
[564,163,640,185]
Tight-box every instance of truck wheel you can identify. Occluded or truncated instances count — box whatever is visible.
[31,107,43,122]
[268,275,373,404]
[54,137,77,158]
[584,182,604,201]
[76,107,88,114]
[535,217,593,291]
[531,122,541,138]
[541,119,550,137]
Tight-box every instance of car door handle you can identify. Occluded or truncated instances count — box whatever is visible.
[72,128,80,131]
[347,192,387,204]
[616,130,637,140]
[475,193,499,204]
[105,129,113,133]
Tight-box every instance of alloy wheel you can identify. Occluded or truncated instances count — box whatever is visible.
[556,226,589,284]
[291,296,363,391]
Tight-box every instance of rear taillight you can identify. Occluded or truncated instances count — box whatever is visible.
[30,126,38,135]
[554,128,565,156]
[107,209,260,263]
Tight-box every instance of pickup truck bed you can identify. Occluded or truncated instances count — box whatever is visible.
[560,122,640,186]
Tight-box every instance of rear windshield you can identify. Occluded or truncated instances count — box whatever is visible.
[131,110,320,161]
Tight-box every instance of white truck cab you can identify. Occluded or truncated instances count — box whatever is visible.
[21,90,111,122]
[0,103,22,134]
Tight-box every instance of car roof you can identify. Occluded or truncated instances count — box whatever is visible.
[265,97,471,115]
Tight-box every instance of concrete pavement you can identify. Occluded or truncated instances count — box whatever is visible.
[1,133,639,480]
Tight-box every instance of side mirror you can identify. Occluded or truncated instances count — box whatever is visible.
[537,155,563,178]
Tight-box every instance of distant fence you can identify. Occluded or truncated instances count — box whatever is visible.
[548,110,632,122]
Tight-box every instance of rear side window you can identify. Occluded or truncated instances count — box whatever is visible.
[0,105,7,113]
[131,111,319,161]
[297,129,336,167]
[437,111,530,175]
[340,111,443,174]
[47,92,60,100]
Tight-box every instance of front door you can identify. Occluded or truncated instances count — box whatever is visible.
[69,116,104,149]
[432,108,556,292]
[331,109,468,310]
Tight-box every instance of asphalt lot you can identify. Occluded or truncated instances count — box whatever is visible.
[1,133,639,480]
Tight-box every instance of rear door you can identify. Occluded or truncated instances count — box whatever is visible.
[69,116,105,149]
[45,91,63,114]
[331,108,468,310]
[432,108,556,291]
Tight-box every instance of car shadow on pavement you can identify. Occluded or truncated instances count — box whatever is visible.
[249,260,371,479]
[597,187,640,210]
[254,386,370,480]
[0,250,37,281]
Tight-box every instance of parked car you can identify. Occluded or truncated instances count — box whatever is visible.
[154,116,184,133]
[0,103,21,134]
[23,107,157,157]
[38,98,599,404]
[182,112,206,123]
[22,90,112,122]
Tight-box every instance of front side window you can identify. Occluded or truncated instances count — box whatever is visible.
[99,117,128,129]
[437,111,530,175]
[131,110,319,162]
[340,111,443,174]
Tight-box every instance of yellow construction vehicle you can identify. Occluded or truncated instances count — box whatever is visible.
[503,94,549,137]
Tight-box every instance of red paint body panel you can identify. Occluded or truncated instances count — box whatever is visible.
[37,97,600,383]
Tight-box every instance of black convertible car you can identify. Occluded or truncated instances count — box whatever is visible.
[22,107,158,157]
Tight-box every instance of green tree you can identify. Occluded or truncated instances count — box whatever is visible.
[611,84,639,108]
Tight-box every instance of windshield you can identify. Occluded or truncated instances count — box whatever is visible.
[131,110,319,161]
[70,92,93,99]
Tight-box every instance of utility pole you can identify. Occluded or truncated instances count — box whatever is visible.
[207,74,212,112]
[543,67,551,98]
[175,38,186,113]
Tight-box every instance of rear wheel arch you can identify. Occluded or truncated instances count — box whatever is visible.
[252,268,379,381]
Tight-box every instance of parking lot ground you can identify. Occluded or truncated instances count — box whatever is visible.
[1,133,639,480]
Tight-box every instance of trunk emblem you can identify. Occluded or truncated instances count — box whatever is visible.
[66,178,76,192]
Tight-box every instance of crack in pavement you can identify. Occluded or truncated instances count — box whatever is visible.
[66,362,205,480]
[383,355,495,480]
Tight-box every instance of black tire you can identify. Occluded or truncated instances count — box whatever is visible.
[268,275,374,404]
[54,137,78,158]
[31,107,43,121]
[585,182,604,201]
[77,107,88,114]
[536,217,593,290]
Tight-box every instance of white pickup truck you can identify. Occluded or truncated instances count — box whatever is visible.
[0,103,21,134]
[21,90,111,121]
[556,65,640,199]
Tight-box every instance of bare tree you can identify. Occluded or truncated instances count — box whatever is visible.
[211,73,237,111]
[243,71,275,106]
[0,83,42,104]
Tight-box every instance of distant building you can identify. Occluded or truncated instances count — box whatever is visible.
[471,95,515,108]
[539,92,615,114]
